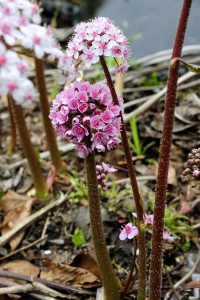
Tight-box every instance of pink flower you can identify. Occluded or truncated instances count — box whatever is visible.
[119,223,138,240]
[193,170,200,177]
[80,47,99,67]
[113,64,130,74]
[102,162,116,173]
[71,123,89,141]
[90,115,104,130]
[132,212,154,225]
[163,231,175,241]
[101,110,113,123]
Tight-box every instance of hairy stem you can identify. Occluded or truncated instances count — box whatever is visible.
[10,98,48,199]
[85,151,120,300]
[100,56,146,300]
[149,1,193,299]
[7,94,17,154]
[34,58,64,171]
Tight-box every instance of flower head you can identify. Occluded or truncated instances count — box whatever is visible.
[67,17,131,72]
[49,81,123,158]
[96,162,117,190]
[119,223,138,240]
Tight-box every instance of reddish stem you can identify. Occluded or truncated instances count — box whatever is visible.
[100,55,146,300]
[149,1,193,299]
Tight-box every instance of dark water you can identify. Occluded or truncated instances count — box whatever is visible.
[42,0,200,58]
[94,0,200,58]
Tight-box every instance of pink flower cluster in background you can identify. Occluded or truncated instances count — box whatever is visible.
[67,17,131,72]
[49,81,123,158]
[0,0,80,104]
[0,41,35,105]
[96,162,117,190]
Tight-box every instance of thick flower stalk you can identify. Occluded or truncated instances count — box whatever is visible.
[149,1,193,299]
[66,17,146,300]
[10,97,48,199]
[50,81,122,299]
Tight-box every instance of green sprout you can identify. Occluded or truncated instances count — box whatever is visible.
[67,228,86,247]
[128,115,155,156]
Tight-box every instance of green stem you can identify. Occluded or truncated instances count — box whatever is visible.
[34,58,64,171]
[85,151,120,300]
[7,94,16,154]
[100,55,146,300]
[149,1,192,299]
[10,98,48,199]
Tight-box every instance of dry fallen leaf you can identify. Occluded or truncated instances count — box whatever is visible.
[0,260,40,277]
[0,190,33,250]
[0,260,40,300]
[41,260,101,288]
[70,253,101,280]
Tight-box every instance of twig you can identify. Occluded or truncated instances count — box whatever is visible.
[0,191,69,247]
[164,240,200,300]
[0,234,48,261]
[0,277,56,300]
[0,270,96,296]
[124,71,195,122]
[165,267,180,300]
[8,143,75,170]
[0,278,75,298]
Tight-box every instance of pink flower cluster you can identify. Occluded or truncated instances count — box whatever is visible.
[96,162,117,190]
[0,41,35,104]
[49,81,123,158]
[182,148,200,194]
[0,0,80,103]
[67,17,131,72]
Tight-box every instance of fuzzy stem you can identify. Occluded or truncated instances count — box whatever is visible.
[34,58,64,171]
[10,98,48,199]
[100,55,146,300]
[149,1,192,299]
[85,151,120,300]
[7,94,17,154]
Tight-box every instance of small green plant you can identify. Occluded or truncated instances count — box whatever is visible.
[140,71,159,87]
[68,173,88,203]
[128,115,155,156]
[164,203,193,237]
[67,228,86,246]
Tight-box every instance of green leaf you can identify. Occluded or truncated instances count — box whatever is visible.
[71,228,86,246]
[180,59,200,74]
